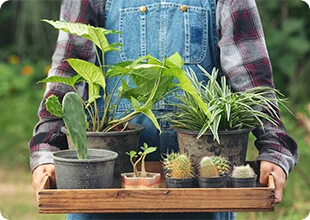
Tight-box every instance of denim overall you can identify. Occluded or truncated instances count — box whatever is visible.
[68,0,235,219]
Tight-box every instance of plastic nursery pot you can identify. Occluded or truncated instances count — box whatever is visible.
[52,149,118,189]
[62,123,144,188]
[198,175,227,188]
[165,176,194,188]
[121,172,161,189]
[230,175,257,188]
[176,128,253,170]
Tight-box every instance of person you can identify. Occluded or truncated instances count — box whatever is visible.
[30,0,299,219]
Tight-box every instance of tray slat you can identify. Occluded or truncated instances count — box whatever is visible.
[38,162,275,213]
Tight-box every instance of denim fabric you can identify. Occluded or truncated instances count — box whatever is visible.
[67,212,236,220]
[100,0,219,159]
[69,0,235,219]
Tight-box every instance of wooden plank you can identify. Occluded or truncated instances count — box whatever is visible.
[38,162,275,213]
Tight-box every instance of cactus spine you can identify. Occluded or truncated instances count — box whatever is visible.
[211,156,230,174]
[199,157,219,178]
[169,154,192,178]
[62,92,87,159]
[231,164,255,178]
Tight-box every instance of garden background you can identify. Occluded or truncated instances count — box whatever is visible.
[0,1,309,219]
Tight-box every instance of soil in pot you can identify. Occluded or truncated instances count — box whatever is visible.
[230,175,257,188]
[53,149,118,189]
[121,172,161,188]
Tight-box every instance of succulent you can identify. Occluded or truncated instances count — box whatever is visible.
[231,164,255,178]
[168,154,193,179]
[211,156,230,174]
[199,157,219,178]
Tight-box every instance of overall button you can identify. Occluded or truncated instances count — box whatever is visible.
[140,6,147,12]
[180,5,188,12]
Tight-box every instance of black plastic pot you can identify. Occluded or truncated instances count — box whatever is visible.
[53,149,118,189]
[176,128,253,171]
[230,175,257,188]
[62,123,144,187]
[165,176,194,188]
[198,175,227,188]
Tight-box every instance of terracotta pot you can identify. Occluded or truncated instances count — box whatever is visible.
[121,172,161,188]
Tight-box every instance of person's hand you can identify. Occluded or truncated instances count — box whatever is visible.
[32,164,56,193]
[259,160,286,204]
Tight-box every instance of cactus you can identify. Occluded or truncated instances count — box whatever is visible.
[211,156,230,174]
[62,92,87,159]
[199,157,219,178]
[231,164,255,178]
[169,154,193,179]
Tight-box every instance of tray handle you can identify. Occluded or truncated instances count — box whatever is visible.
[267,174,275,189]
[39,174,51,191]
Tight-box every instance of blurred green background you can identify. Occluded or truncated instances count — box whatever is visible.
[0,1,309,219]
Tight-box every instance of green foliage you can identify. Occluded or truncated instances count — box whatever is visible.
[231,164,255,178]
[163,67,286,142]
[257,1,310,105]
[210,156,230,175]
[126,143,157,178]
[62,92,87,159]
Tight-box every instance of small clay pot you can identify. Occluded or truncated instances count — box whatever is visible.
[121,172,161,188]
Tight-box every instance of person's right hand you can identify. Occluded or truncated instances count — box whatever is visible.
[32,164,56,193]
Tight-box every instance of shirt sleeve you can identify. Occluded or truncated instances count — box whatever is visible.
[216,0,299,177]
[29,0,103,171]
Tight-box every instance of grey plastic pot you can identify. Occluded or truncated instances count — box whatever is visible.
[230,175,257,188]
[62,123,144,187]
[52,149,118,189]
[176,128,252,171]
[198,175,227,188]
[165,176,194,188]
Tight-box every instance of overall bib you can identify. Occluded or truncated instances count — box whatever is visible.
[68,0,236,219]
[103,0,219,159]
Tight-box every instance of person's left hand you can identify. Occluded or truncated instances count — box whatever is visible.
[259,160,286,204]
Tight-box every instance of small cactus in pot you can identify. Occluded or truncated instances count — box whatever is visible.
[230,164,257,188]
[163,153,195,188]
[198,156,229,188]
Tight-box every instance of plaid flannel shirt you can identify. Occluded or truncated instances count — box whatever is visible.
[29,0,299,177]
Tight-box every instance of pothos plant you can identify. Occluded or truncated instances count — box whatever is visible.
[126,143,157,178]
[39,20,210,159]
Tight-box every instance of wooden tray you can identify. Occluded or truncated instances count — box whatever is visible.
[37,162,275,214]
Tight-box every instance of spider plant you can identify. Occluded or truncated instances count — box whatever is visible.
[163,66,288,143]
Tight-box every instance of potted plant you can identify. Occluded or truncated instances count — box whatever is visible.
[163,67,287,168]
[40,20,207,187]
[198,156,230,188]
[50,92,118,189]
[121,143,160,188]
[230,164,257,188]
[163,153,195,188]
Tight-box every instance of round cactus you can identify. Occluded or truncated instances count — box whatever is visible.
[199,157,219,178]
[211,156,230,174]
[231,164,255,178]
[170,154,193,178]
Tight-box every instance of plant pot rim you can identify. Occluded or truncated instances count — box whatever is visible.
[52,149,118,163]
[198,175,226,180]
[175,127,254,135]
[165,176,195,180]
[229,174,257,179]
[61,123,144,137]
[121,172,161,179]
